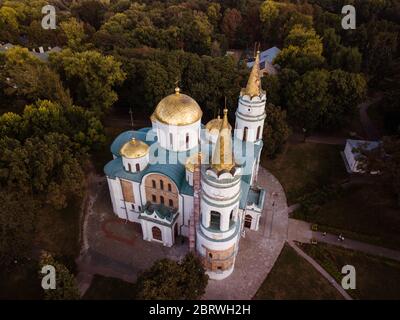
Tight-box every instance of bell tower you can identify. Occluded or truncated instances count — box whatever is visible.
[196,108,242,280]
[235,50,267,144]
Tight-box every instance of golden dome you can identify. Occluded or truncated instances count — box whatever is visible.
[120,138,149,159]
[206,115,232,133]
[185,153,203,173]
[152,87,202,126]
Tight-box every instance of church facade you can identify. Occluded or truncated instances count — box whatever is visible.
[104,52,267,280]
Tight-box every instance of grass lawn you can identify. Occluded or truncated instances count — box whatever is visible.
[261,141,347,204]
[301,243,400,299]
[83,275,138,300]
[298,182,400,250]
[253,244,343,300]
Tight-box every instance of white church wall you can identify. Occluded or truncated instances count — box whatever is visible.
[122,153,149,173]
[107,177,129,220]
[152,120,201,152]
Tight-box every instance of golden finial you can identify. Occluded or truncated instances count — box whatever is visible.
[211,106,235,172]
[174,79,180,95]
[242,49,261,98]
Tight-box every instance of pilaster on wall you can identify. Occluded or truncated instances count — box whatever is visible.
[190,152,202,252]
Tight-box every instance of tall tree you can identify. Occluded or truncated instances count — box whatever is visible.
[50,49,126,114]
[221,8,242,46]
[0,46,72,107]
[0,191,37,266]
[136,253,208,300]
[39,251,80,300]
[263,104,291,158]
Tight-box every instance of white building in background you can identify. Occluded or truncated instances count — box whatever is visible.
[246,46,281,76]
[342,139,381,174]
[104,51,267,280]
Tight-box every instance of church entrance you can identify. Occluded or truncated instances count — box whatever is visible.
[244,215,252,229]
[152,226,162,241]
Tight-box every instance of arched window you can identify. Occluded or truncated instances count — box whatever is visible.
[128,163,132,172]
[243,127,248,141]
[160,196,165,205]
[256,126,261,140]
[170,133,173,148]
[152,226,162,241]
[152,195,157,203]
[210,211,221,230]
[136,163,140,172]
[245,214,252,228]
[168,183,172,192]
[152,180,156,188]
[169,199,173,207]
[230,210,233,222]
[160,180,164,190]
[186,133,190,149]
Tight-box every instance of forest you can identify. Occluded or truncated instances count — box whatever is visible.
[0,0,399,298]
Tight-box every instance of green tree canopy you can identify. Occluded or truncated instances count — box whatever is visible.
[0,133,85,209]
[39,251,80,300]
[275,24,324,74]
[263,103,291,158]
[50,49,126,114]
[0,191,37,266]
[0,46,71,107]
[136,253,208,300]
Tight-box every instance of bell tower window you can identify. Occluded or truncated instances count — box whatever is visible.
[243,127,248,141]
[256,126,261,140]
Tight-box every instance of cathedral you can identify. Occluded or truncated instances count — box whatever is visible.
[104,52,267,280]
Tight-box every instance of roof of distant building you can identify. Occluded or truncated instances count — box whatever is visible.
[346,139,381,155]
[246,46,281,68]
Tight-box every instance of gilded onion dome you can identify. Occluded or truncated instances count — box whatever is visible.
[211,108,235,172]
[120,138,149,159]
[241,50,263,98]
[205,114,232,133]
[151,87,203,126]
[185,152,203,173]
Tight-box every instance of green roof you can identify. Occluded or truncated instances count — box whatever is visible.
[143,202,178,221]
[105,129,265,202]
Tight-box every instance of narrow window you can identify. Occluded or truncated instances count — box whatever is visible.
[128,163,132,172]
[138,206,141,211]
[152,180,156,188]
[186,133,189,149]
[256,126,261,140]
[136,163,140,172]
[169,199,173,207]
[160,180,164,190]
[243,127,248,141]
[160,196,165,205]
[170,133,173,148]
[132,204,135,210]
[152,195,156,203]
[168,183,172,192]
